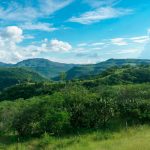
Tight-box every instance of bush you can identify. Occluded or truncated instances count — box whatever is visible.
[118,99,150,125]
[0,100,23,134]
[62,85,116,129]
[13,94,70,136]
[0,84,149,137]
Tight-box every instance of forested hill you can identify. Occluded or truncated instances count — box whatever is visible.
[15,58,78,79]
[80,65,150,87]
[0,65,150,101]
[0,58,150,81]
[0,64,149,140]
[62,59,150,80]
[0,67,46,91]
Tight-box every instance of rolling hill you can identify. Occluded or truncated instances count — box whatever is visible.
[1,64,150,101]
[15,58,78,79]
[0,67,46,91]
[0,58,150,81]
[80,65,150,87]
[62,59,150,80]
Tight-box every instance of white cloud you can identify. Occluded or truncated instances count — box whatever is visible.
[0,26,72,63]
[0,5,38,22]
[39,0,73,15]
[0,26,32,63]
[0,26,25,63]
[91,42,105,46]
[111,38,128,46]
[0,0,73,22]
[1,26,24,43]
[42,39,72,52]
[130,36,149,44]
[0,25,149,64]
[21,22,57,32]
[69,7,132,24]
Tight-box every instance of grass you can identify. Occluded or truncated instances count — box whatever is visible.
[0,125,150,150]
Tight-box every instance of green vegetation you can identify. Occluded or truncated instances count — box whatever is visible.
[0,126,149,150]
[15,58,77,79]
[63,59,150,80]
[0,62,150,149]
[80,65,150,86]
[0,82,65,101]
[0,84,149,136]
[1,58,150,80]
[0,67,46,91]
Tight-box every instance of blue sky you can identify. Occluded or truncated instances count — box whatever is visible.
[0,0,150,64]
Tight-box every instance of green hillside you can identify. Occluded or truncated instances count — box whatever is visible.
[80,65,150,87]
[1,64,150,101]
[15,58,78,79]
[63,59,150,80]
[0,64,149,150]
[0,67,46,91]
[1,58,150,81]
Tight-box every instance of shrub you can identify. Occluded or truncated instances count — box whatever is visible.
[13,94,70,136]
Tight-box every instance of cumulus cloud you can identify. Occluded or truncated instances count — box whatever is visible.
[42,39,72,52]
[0,26,29,63]
[69,7,133,24]
[1,26,24,43]
[0,26,72,63]
[0,25,149,64]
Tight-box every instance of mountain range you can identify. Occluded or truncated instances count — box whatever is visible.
[55,59,150,80]
[0,58,150,81]
[0,58,150,89]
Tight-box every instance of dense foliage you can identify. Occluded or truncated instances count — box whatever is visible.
[1,65,150,101]
[0,84,149,136]
[0,64,149,137]
[0,82,65,101]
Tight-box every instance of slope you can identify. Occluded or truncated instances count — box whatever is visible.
[0,67,46,91]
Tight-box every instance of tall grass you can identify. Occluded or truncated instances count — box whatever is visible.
[0,125,150,150]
